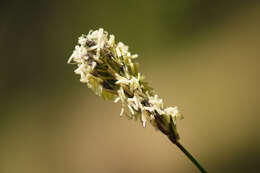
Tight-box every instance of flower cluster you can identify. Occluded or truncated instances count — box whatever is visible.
[68,28,183,142]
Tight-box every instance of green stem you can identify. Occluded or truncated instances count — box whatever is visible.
[175,141,207,173]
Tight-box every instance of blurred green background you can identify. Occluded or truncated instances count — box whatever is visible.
[1,0,259,172]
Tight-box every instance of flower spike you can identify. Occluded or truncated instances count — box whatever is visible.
[68,28,182,141]
[68,28,207,173]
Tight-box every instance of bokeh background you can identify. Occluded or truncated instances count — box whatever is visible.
[1,0,259,172]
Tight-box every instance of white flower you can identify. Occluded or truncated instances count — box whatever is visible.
[68,28,182,136]
[74,63,87,75]
[165,106,183,120]
[120,106,124,116]
[115,75,130,85]
[131,54,138,59]
[115,46,122,57]
[78,35,87,45]
[145,94,166,115]
[91,61,97,70]
[68,45,87,63]
[141,110,147,127]
[128,95,143,111]
[148,94,163,107]
[117,42,129,57]
[114,97,120,103]
[108,34,115,46]
[88,45,99,51]
[127,104,135,115]
[118,87,126,102]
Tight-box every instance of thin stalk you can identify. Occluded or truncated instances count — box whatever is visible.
[174,141,207,173]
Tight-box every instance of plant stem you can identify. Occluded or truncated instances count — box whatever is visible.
[174,141,207,173]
